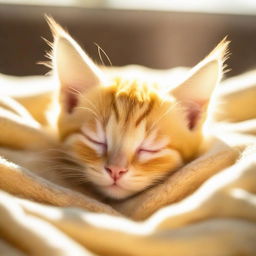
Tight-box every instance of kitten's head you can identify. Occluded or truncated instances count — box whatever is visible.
[46,18,229,199]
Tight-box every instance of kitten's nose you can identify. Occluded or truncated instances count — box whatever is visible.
[105,165,128,181]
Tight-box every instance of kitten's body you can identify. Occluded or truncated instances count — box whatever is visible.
[0,18,229,200]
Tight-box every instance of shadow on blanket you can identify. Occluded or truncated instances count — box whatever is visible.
[0,69,255,256]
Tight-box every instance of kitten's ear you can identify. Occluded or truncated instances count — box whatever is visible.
[172,39,230,130]
[46,16,105,113]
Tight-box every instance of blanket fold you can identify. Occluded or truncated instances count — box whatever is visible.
[0,70,255,256]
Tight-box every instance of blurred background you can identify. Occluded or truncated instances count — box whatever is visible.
[0,0,256,77]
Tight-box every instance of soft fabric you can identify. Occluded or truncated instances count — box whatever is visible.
[0,68,255,255]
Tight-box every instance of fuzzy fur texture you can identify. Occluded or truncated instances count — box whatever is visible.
[43,17,229,199]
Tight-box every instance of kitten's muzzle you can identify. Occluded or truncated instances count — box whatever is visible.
[104,165,128,182]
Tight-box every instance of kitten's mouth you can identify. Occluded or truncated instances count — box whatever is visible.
[113,183,126,189]
[99,181,122,189]
[107,184,127,194]
[108,183,121,189]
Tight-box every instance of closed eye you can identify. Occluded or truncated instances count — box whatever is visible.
[82,133,107,148]
[138,148,163,154]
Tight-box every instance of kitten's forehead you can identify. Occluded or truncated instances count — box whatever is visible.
[106,77,173,123]
[111,95,155,127]
[106,110,146,154]
[78,77,176,151]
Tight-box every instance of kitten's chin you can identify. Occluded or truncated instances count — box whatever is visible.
[99,184,135,200]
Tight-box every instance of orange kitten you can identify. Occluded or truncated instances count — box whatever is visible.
[46,18,229,199]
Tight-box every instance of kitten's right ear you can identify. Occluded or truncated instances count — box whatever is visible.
[46,16,105,113]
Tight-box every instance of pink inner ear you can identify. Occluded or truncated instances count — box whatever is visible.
[66,93,78,113]
[184,101,205,130]
[187,104,201,130]
[63,88,79,113]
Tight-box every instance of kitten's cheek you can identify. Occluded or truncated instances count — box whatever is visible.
[86,168,113,186]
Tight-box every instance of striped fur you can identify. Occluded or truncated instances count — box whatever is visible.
[46,17,229,199]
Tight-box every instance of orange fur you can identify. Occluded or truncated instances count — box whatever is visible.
[45,17,229,199]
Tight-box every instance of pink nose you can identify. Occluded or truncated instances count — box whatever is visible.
[105,165,128,181]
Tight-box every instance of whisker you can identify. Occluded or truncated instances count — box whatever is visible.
[76,106,99,120]
[77,97,98,112]
[69,87,84,98]
[49,166,83,171]
[95,42,112,66]
[148,102,179,131]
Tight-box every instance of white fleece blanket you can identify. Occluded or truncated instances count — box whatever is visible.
[0,69,255,256]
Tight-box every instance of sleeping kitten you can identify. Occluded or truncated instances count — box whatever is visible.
[46,18,228,199]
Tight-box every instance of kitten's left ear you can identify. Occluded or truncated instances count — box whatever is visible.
[46,16,105,113]
[172,38,230,130]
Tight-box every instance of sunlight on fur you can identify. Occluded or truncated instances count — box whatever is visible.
[44,16,229,199]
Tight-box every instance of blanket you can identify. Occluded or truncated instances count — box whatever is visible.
[0,68,256,256]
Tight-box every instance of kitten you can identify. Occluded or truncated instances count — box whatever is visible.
[45,18,229,200]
